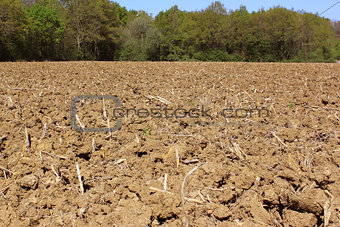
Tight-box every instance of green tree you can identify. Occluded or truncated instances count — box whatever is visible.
[24,2,65,60]
[155,6,185,60]
[97,1,125,60]
[195,2,227,51]
[64,0,123,60]
[1,0,339,62]
[120,14,160,60]
[190,2,235,61]
[0,0,25,60]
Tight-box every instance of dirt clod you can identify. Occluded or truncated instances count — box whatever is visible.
[18,174,38,190]
[282,209,318,226]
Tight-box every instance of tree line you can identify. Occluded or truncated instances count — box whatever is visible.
[1,0,340,62]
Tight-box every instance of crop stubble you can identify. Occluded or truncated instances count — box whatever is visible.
[0,62,339,226]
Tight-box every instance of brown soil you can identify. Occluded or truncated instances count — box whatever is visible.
[0,62,339,226]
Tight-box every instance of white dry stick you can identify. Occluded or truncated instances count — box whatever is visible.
[175,146,180,168]
[233,142,247,160]
[272,132,288,148]
[41,123,47,139]
[76,162,84,195]
[56,123,67,129]
[228,143,247,160]
[149,173,170,194]
[206,194,212,203]
[3,170,7,179]
[145,95,171,105]
[324,200,331,227]
[270,104,277,116]
[39,151,43,161]
[0,190,6,199]
[164,174,168,191]
[92,138,96,152]
[113,159,126,165]
[183,159,199,164]
[244,91,254,101]
[75,114,85,130]
[149,187,172,194]
[225,116,230,123]
[51,165,59,177]
[198,190,206,202]
[0,166,14,174]
[325,190,333,199]
[324,190,333,227]
[185,197,204,204]
[102,95,107,119]
[156,96,171,105]
[25,127,31,152]
[51,165,61,182]
[181,162,207,227]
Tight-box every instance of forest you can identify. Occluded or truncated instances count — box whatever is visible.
[1,0,340,62]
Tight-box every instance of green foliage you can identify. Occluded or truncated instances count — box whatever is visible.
[193,50,229,61]
[334,42,340,60]
[60,0,123,60]
[120,14,160,61]
[155,6,186,60]
[116,3,128,25]
[142,128,152,137]
[0,0,25,60]
[0,1,339,61]
[25,3,65,60]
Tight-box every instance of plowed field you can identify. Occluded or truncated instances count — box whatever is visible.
[0,62,339,226]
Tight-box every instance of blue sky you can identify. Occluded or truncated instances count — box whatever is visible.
[114,0,340,20]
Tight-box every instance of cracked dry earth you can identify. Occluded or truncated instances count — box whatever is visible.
[0,62,339,226]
